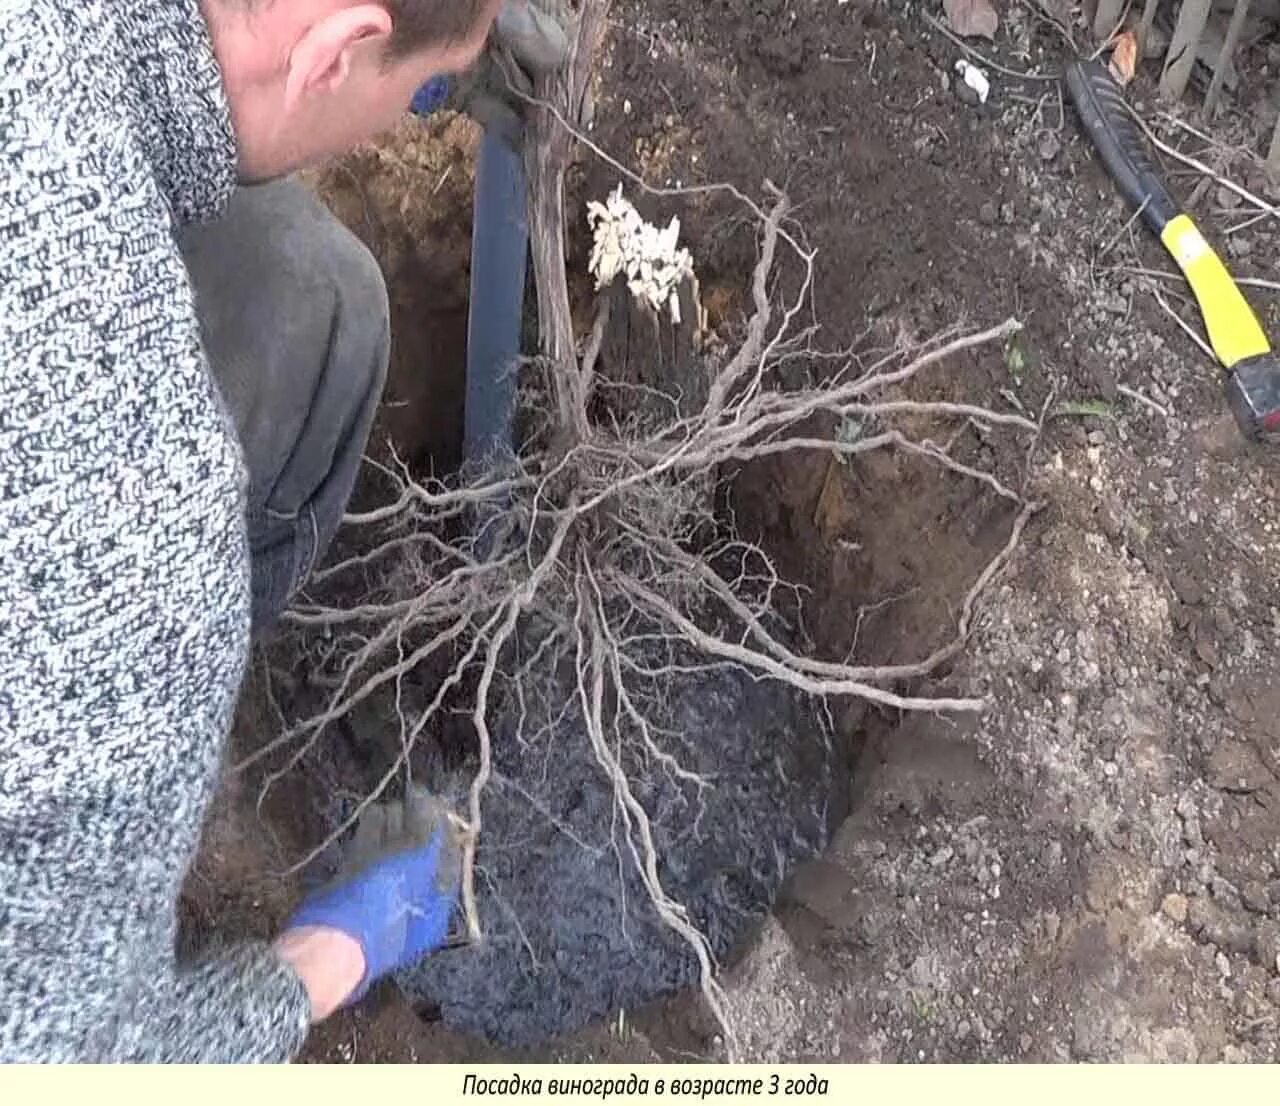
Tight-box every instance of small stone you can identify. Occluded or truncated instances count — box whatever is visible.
[1227,236,1253,259]
[1212,876,1242,909]
[1161,892,1189,923]
[1243,881,1270,914]
[1181,812,1204,849]
[1190,897,1255,952]
[1037,132,1061,162]
[1170,570,1205,607]
[1254,921,1280,974]
[1207,740,1273,794]
[1100,292,1128,315]
[1195,411,1252,460]
[1194,631,1221,670]
[1216,950,1232,977]
[1215,185,1243,210]
[1043,911,1061,943]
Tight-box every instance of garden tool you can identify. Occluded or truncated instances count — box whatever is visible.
[1065,57,1280,441]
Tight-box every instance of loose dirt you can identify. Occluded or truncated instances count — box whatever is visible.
[185,0,1280,1062]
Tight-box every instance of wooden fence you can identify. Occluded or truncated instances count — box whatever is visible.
[1089,0,1280,172]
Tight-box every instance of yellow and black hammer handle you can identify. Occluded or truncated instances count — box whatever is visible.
[1065,59,1280,440]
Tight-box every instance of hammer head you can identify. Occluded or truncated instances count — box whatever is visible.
[1226,354,1280,442]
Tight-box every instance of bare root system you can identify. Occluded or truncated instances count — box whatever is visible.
[253,0,1043,1055]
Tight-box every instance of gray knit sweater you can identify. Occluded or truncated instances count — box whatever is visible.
[1,0,312,1062]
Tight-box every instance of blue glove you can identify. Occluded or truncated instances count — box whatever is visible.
[411,76,452,117]
[286,787,462,1004]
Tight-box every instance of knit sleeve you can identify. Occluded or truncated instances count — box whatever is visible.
[121,947,313,1063]
[1,3,309,1063]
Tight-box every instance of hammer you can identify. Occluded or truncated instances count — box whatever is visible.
[1065,59,1280,441]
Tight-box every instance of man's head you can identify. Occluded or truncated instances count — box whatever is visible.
[202,0,504,180]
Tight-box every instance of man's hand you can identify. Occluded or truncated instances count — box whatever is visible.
[273,928,365,1023]
[276,787,463,1019]
[492,0,572,74]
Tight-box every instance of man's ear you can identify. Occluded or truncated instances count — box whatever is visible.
[284,4,393,108]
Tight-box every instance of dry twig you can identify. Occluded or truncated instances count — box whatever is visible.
[921,11,1060,82]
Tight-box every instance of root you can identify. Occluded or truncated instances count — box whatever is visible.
[261,0,1043,1056]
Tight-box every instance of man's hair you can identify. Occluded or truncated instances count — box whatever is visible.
[383,0,494,57]
[229,1,494,59]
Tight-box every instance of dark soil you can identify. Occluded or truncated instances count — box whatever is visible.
[185,0,1280,1062]
[401,653,838,1047]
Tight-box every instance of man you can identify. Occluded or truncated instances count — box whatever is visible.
[0,0,560,1062]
